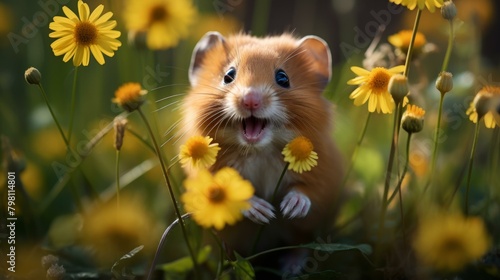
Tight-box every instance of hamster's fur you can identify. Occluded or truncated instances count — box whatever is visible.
[181,32,344,261]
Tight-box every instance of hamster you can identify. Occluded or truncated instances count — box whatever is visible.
[181,32,344,262]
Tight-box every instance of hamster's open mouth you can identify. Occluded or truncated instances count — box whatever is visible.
[242,116,267,143]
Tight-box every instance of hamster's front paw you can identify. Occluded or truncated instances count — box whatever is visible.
[280,190,311,219]
[244,196,276,224]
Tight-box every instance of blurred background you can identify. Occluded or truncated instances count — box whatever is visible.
[1,0,499,278]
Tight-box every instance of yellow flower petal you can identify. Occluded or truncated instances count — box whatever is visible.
[90,44,105,65]
[182,168,253,230]
[413,212,490,272]
[350,66,371,76]
[282,136,318,173]
[78,0,90,21]
[179,135,221,169]
[62,6,78,20]
[48,0,121,66]
[124,0,197,50]
[88,4,104,23]
[347,76,368,85]
[389,65,406,74]
[346,65,404,114]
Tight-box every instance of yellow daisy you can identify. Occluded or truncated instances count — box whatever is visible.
[401,104,425,133]
[466,86,500,129]
[388,30,427,55]
[124,0,197,50]
[81,197,157,266]
[347,65,405,114]
[413,212,490,272]
[282,136,318,174]
[112,82,147,112]
[49,0,121,66]
[179,135,221,169]
[182,168,254,230]
[389,0,444,12]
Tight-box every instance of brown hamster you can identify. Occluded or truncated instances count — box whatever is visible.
[181,32,344,261]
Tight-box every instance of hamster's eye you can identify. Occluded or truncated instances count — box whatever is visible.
[224,67,236,84]
[275,69,290,88]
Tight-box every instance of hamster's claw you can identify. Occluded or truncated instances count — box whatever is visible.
[244,196,276,224]
[280,190,311,219]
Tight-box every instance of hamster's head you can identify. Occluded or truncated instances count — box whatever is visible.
[184,32,332,151]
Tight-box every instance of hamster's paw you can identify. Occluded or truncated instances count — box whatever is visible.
[244,196,275,224]
[280,190,311,219]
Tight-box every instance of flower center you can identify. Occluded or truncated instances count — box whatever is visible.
[114,83,142,103]
[148,4,169,26]
[208,186,226,204]
[188,140,209,160]
[367,68,391,94]
[289,136,314,160]
[441,236,465,256]
[74,21,98,46]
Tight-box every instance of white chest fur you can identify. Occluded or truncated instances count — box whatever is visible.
[229,150,290,201]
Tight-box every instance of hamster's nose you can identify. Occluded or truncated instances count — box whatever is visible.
[242,90,262,110]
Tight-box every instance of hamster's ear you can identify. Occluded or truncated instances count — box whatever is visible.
[189,31,226,86]
[297,36,332,89]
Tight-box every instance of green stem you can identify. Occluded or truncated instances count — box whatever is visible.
[67,66,78,145]
[38,82,83,211]
[115,150,121,209]
[37,84,69,147]
[377,103,401,247]
[403,9,422,77]
[247,245,301,262]
[137,108,199,278]
[425,93,445,192]
[388,133,411,206]
[271,163,289,204]
[38,115,123,214]
[441,20,455,72]
[465,122,480,215]
[146,213,191,280]
[252,163,289,254]
[483,127,499,216]
[341,113,371,188]
[251,0,271,36]
[391,133,411,243]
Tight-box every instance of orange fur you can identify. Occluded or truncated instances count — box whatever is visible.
[181,33,344,256]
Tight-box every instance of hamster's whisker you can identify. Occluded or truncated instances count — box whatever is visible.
[221,112,238,138]
[155,93,185,103]
[280,48,307,66]
[147,83,189,93]
[154,100,181,112]
[196,110,226,136]
[163,118,183,137]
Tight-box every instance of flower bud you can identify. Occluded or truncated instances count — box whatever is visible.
[128,30,148,50]
[494,97,500,126]
[473,90,493,120]
[441,1,457,21]
[113,116,128,151]
[388,74,409,104]
[24,67,42,85]
[402,104,425,133]
[435,71,453,95]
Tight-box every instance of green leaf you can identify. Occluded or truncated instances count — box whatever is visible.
[298,243,372,256]
[111,245,144,280]
[231,252,255,280]
[159,245,211,273]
